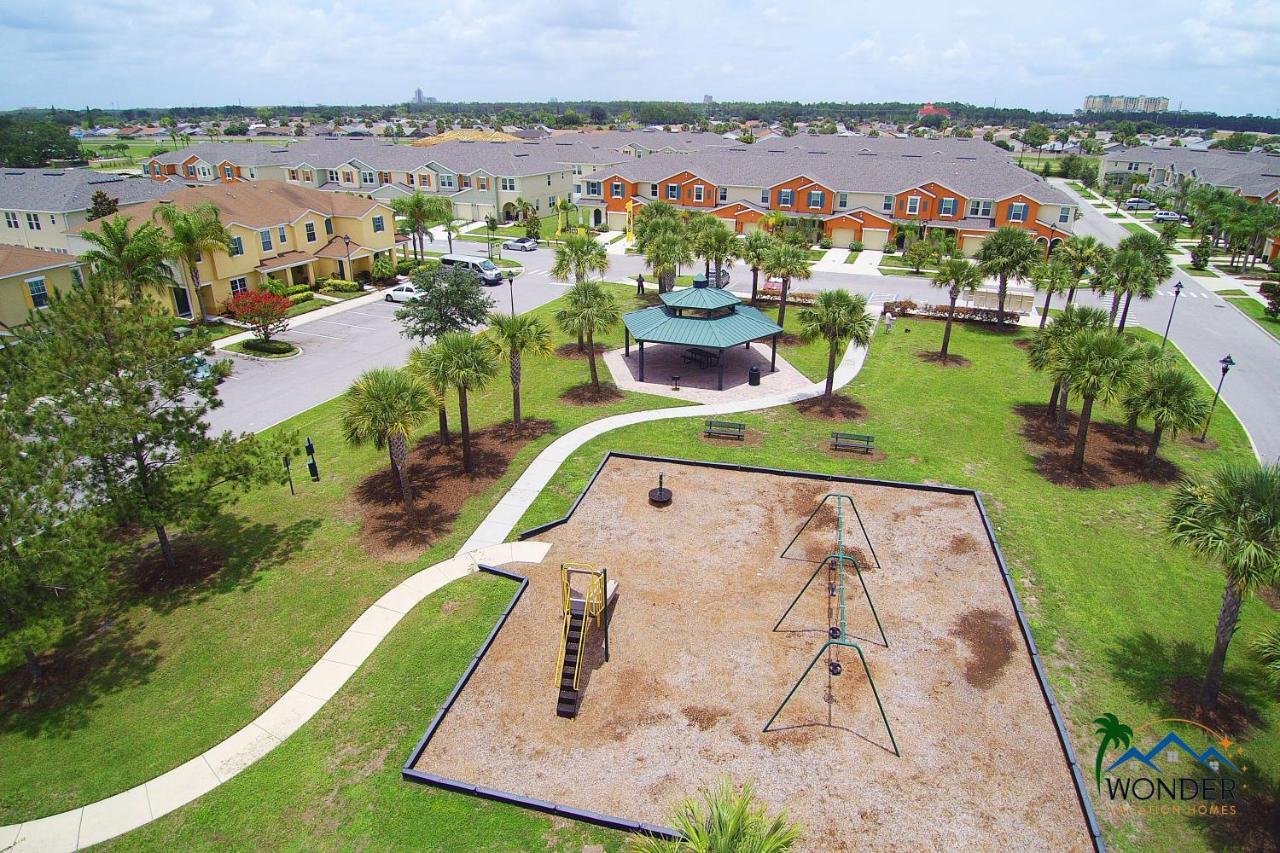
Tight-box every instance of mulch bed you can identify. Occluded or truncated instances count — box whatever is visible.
[347,419,553,562]
[1167,676,1260,737]
[1180,433,1218,451]
[916,350,972,368]
[559,382,624,405]
[1015,403,1181,489]
[554,343,608,360]
[131,538,227,595]
[792,393,866,422]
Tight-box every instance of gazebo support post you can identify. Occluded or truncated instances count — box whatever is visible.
[770,334,778,372]
[638,341,645,381]
[718,349,725,391]
[624,328,630,357]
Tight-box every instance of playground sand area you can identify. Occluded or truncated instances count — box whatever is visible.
[414,456,1092,850]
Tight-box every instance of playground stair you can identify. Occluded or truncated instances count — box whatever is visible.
[556,601,587,718]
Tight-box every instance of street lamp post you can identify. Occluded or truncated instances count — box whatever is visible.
[1198,354,1235,443]
[342,234,353,283]
[1160,281,1183,351]
[506,270,516,315]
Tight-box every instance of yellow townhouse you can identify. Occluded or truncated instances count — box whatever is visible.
[0,244,84,333]
[71,182,400,320]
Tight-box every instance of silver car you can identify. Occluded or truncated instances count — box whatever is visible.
[385,283,422,303]
[503,236,538,252]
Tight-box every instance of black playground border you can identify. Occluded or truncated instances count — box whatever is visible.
[408,452,1104,851]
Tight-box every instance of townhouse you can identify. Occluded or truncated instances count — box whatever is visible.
[0,244,84,332]
[578,140,1077,255]
[0,169,183,253]
[1100,146,1280,204]
[71,182,399,320]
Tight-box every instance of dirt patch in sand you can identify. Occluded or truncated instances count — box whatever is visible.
[792,393,867,422]
[916,350,972,368]
[347,419,552,561]
[555,343,609,360]
[947,533,984,556]
[1015,403,1181,489]
[560,382,625,405]
[950,608,1018,689]
[682,705,731,731]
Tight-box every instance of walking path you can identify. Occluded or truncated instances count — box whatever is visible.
[3,328,875,852]
[847,249,885,276]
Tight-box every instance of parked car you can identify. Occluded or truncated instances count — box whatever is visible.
[385,283,422,303]
[1152,210,1183,223]
[503,236,538,252]
[1123,198,1156,210]
[440,253,505,285]
[708,269,731,288]
[183,354,227,383]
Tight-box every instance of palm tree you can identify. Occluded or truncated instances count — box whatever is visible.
[1029,258,1074,329]
[152,202,233,323]
[441,219,460,253]
[634,202,688,293]
[1104,248,1155,331]
[1126,363,1209,466]
[740,231,775,306]
[977,227,1039,329]
[406,345,451,446]
[686,212,719,277]
[340,367,432,514]
[762,242,810,328]
[628,779,800,853]
[486,312,553,430]
[797,290,873,397]
[1055,329,1136,473]
[1114,233,1173,333]
[421,333,499,473]
[1169,462,1280,712]
[78,214,176,301]
[701,221,740,287]
[1092,714,1133,795]
[552,233,609,350]
[555,280,621,392]
[1056,235,1106,306]
[931,258,984,361]
[1252,627,1280,689]
[391,191,435,260]
[1027,305,1109,427]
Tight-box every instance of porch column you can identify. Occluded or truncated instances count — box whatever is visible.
[717,349,725,391]
[770,334,778,372]
[638,341,645,381]
[625,328,630,357]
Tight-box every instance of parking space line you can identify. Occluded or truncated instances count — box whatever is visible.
[308,319,364,328]
[290,330,343,340]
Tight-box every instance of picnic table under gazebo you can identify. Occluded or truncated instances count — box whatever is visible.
[622,279,784,391]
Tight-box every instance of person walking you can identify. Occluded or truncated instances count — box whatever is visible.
[636,272,646,295]
[884,310,894,334]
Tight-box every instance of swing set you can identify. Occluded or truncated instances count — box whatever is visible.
[764,493,899,756]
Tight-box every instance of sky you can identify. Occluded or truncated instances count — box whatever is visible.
[2,0,1277,115]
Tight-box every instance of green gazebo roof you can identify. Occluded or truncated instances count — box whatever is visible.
[623,302,783,349]
[659,286,740,311]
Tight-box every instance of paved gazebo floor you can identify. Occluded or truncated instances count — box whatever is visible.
[604,342,811,403]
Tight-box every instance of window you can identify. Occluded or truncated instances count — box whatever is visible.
[26,277,48,309]
[406,173,415,186]
[548,195,556,207]
[187,165,196,177]
[1126,162,1139,172]
[808,190,824,209]
[302,170,313,183]
[838,192,847,208]
[940,197,956,216]
[573,165,583,175]
[278,226,287,244]
[223,166,233,180]
[327,170,339,183]
[260,229,273,251]
[373,215,385,233]
[586,181,601,196]
[71,267,83,287]
[305,222,316,242]
[694,185,704,202]
[650,183,658,198]
[230,277,248,296]
[421,173,432,187]
[439,174,455,189]
[342,171,355,184]
[460,175,471,188]
[667,184,679,200]
[968,199,993,218]
[324,218,333,236]
[229,236,244,256]
[4,211,16,228]
[1008,202,1028,223]
[288,169,298,181]
[718,187,727,203]
[612,182,624,198]
[1058,206,1073,224]
[26,213,40,231]
[882,194,894,212]
[547,175,552,186]
[574,184,582,195]
[906,196,920,216]
[360,170,375,185]
[500,177,515,192]
[779,189,794,207]
[762,189,771,205]
[477,177,488,191]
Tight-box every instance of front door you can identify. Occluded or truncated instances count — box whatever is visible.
[171,285,193,319]
[337,260,346,280]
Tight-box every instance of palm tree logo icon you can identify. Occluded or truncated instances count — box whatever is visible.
[1093,713,1133,794]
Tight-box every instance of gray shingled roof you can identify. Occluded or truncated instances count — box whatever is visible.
[0,169,183,213]
[1107,146,1280,198]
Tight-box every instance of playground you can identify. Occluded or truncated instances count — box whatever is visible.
[411,455,1094,849]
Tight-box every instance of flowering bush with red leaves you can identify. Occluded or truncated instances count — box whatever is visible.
[226,290,292,342]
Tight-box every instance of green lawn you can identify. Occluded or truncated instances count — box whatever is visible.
[1121,222,1153,238]
[844,251,861,264]
[1178,263,1218,278]
[477,208,586,243]
[224,339,298,359]
[1225,296,1280,341]
[1105,212,1125,219]
[1066,182,1098,200]
[0,284,681,825]
[283,297,329,318]
[878,255,935,278]
[13,315,1277,852]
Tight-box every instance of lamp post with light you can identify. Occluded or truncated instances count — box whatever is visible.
[1160,281,1182,351]
[1199,354,1235,443]
[342,234,353,283]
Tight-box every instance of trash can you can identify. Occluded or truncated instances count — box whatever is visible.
[748,365,761,386]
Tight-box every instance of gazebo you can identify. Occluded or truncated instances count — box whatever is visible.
[622,278,785,391]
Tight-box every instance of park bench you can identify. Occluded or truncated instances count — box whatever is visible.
[831,432,874,453]
[705,420,746,440]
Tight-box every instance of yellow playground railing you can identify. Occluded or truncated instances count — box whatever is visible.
[556,562,610,690]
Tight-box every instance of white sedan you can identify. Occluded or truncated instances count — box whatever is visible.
[385,283,422,303]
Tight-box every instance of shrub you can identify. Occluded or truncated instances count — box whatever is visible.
[849,240,863,252]
[396,258,415,276]
[324,277,361,293]
[415,259,441,274]
[372,255,395,283]
[1190,236,1212,270]
[287,292,313,305]
[818,236,833,249]
[262,276,289,296]
[225,290,291,342]
[1261,282,1280,319]
[243,338,296,355]
[882,299,1018,325]
[355,270,372,285]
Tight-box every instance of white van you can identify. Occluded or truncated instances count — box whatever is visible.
[440,253,505,285]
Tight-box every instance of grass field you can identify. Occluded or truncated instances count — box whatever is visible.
[878,254,935,277]
[1066,181,1098,200]
[88,317,1275,852]
[1178,263,1218,278]
[1225,296,1280,341]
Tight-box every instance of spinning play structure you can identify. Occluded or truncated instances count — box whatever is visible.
[555,562,618,718]
[766,493,899,756]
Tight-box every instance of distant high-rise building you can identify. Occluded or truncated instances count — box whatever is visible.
[1083,95,1169,114]
[414,88,425,105]
[703,95,714,104]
